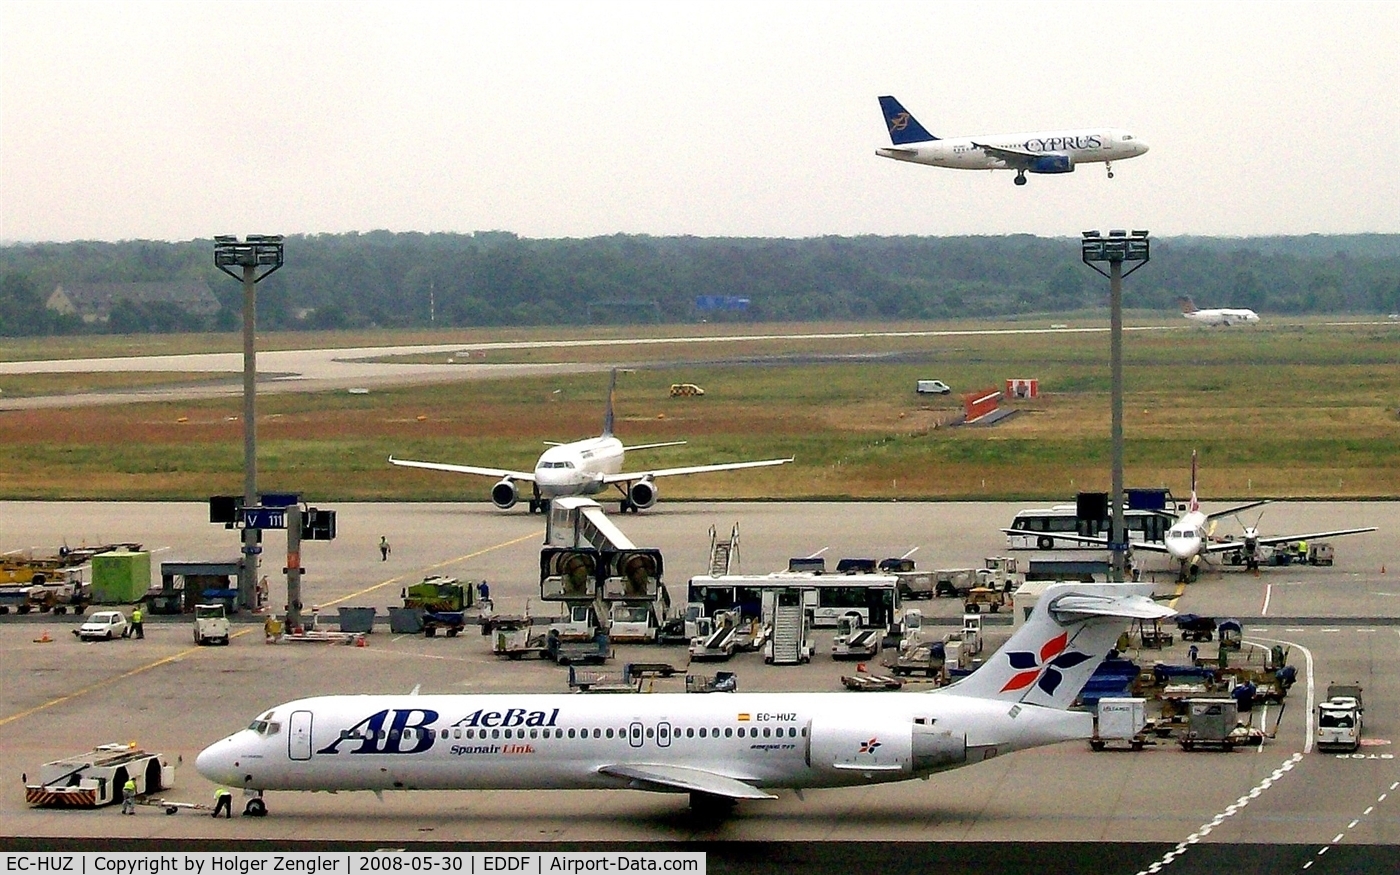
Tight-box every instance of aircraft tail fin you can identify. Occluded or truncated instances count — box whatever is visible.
[603,369,618,437]
[1178,296,1198,314]
[1189,449,1200,513]
[878,95,938,145]
[941,583,1171,710]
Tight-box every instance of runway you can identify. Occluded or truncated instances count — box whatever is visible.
[0,325,1173,410]
[0,500,1395,873]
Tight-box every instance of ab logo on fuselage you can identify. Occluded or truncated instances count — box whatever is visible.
[317,709,440,755]
[316,706,564,755]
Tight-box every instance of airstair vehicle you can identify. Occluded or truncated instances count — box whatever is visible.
[764,588,812,665]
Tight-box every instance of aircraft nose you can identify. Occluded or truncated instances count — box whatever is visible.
[1134,139,1150,155]
[196,737,239,786]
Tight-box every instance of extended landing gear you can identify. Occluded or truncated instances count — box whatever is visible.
[1105,161,1115,179]
[688,792,736,819]
[528,496,551,514]
[1013,170,1027,186]
[243,796,267,817]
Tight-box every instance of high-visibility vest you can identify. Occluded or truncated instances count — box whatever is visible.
[124,780,136,793]
[132,609,142,623]
[215,788,231,798]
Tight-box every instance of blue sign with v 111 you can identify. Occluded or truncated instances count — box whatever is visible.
[243,507,286,530]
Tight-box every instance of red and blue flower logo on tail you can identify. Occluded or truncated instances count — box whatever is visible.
[859,738,882,754]
[999,632,1093,696]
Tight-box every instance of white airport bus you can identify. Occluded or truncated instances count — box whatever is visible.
[1005,504,1171,551]
[686,573,900,628]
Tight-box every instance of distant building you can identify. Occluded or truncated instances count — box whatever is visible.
[46,280,221,323]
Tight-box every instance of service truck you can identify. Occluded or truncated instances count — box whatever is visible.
[1316,684,1364,752]
[193,603,230,646]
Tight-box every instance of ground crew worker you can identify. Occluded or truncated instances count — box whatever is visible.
[121,778,137,815]
[379,536,391,561]
[212,787,232,818]
[477,580,491,611]
[130,605,144,640]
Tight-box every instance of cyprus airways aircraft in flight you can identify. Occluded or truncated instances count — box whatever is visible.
[197,581,1170,817]
[1010,452,1376,580]
[875,95,1148,185]
[390,371,792,513]
[1179,297,1260,326]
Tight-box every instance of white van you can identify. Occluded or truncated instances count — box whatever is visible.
[916,380,951,395]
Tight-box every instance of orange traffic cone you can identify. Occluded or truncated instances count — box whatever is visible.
[33,630,52,643]
[355,635,367,647]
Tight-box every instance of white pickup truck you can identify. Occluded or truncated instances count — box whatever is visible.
[1316,683,1364,752]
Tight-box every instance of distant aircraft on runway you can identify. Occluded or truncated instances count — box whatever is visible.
[1179,297,1260,326]
[390,370,792,514]
[196,582,1171,818]
[875,95,1148,186]
[1006,451,1377,581]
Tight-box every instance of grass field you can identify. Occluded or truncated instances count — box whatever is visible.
[0,318,1395,501]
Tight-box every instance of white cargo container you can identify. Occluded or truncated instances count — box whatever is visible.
[1091,697,1148,751]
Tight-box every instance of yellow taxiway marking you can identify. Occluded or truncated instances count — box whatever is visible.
[1167,579,1187,609]
[0,530,542,729]
[317,530,542,609]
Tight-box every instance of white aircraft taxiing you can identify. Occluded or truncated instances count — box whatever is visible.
[1012,452,1377,581]
[390,371,792,513]
[875,95,1148,186]
[1179,297,1260,326]
[196,582,1170,817]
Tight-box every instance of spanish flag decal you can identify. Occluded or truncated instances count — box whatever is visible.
[737,713,751,721]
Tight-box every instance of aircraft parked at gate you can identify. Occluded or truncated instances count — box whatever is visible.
[1179,297,1260,326]
[875,95,1148,186]
[390,370,791,513]
[196,582,1170,817]
[1007,452,1377,580]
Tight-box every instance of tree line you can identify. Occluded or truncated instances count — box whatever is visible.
[0,232,1396,335]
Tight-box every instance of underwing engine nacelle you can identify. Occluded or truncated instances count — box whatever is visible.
[627,478,657,511]
[1030,153,1074,174]
[491,479,519,510]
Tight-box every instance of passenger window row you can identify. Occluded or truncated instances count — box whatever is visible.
[438,725,805,740]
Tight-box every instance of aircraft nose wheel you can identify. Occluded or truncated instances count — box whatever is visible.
[1106,161,1115,179]
[243,797,267,817]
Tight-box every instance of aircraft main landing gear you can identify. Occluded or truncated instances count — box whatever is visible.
[1013,171,1028,186]
[688,791,736,819]
[1105,161,1115,179]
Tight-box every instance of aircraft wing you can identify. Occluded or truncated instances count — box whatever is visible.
[998,529,1173,555]
[599,763,776,800]
[1248,527,1378,549]
[972,142,1038,168]
[1203,500,1271,521]
[388,457,535,482]
[623,440,688,452]
[601,458,793,484]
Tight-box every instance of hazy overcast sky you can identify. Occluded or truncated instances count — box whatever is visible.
[2,1,1397,243]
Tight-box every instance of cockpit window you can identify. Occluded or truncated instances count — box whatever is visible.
[248,720,283,736]
[1123,135,1133,140]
